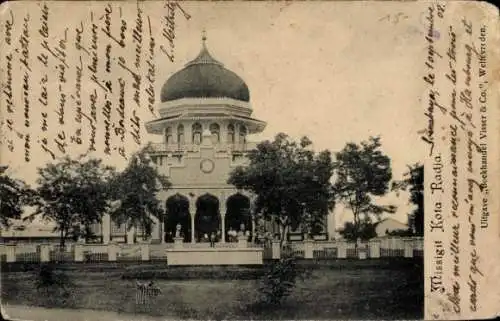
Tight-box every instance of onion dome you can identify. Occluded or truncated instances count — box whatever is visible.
[160,34,250,103]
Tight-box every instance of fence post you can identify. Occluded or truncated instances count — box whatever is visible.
[271,240,281,259]
[74,244,84,262]
[40,244,51,262]
[6,244,16,263]
[127,227,135,244]
[337,241,347,259]
[404,238,414,258]
[304,239,313,259]
[369,240,381,258]
[141,244,149,261]
[102,214,111,244]
[358,243,368,259]
[108,243,117,262]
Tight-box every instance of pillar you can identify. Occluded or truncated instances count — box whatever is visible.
[6,244,16,263]
[327,209,336,240]
[141,244,150,261]
[250,197,256,243]
[304,238,314,259]
[189,198,196,243]
[220,198,226,243]
[337,241,347,259]
[108,243,117,261]
[102,214,111,244]
[40,244,51,262]
[127,226,135,244]
[272,240,281,259]
[358,243,368,260]
[190,212,196,243]
[404,238,414,258]
[74,244,84,262]
[369,240,381,258]
[159,218,165,243]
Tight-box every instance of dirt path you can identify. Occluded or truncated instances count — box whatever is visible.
[2,304,177,321]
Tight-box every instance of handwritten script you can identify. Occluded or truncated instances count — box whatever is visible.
[422,2,496,320]
[0,1,189,163]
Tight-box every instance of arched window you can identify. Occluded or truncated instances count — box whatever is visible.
[177,124,185,145]
[192,123,202,145]
[227,124,235,144]
[165,127,173,145]
[239,125,247,144]
[210,123,220,144]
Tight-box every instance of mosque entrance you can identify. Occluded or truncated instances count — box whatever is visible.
[165,194,191,242]
[225,193,252,241]
[195,194,220,242]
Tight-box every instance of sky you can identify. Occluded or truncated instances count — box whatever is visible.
[0,1,429,227]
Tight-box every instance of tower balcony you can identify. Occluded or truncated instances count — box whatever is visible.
[148,142,258,155]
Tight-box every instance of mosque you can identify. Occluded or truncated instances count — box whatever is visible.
[135,35,335,244]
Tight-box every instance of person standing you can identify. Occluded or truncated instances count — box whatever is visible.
[209,232,216,247]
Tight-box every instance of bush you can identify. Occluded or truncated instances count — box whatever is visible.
[35,263,74,306]
[258,255,300,305]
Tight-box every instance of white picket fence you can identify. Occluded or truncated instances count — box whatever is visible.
[0,237,423,263]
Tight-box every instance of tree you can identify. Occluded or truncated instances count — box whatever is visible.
[228,133,335,247]
[392,163,423,236]
[110,144,171,239]
[0,166,34,228]
[339,221,377,242]
[26,156,116,248]
[332,136,395,245]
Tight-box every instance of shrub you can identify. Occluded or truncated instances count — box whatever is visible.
[258,255,299,305]
[35,263,74,306]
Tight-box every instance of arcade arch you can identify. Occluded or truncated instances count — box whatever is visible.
[225,193,251,241]
[165,194,191,242]
[195,193,220,241]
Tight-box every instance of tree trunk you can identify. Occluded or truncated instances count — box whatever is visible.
[59,228,65,251]
[279,223,288,249]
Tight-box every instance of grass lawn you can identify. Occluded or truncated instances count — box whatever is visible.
[1,259,423,320]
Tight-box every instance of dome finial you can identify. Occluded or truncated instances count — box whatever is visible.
[202,29,207,46]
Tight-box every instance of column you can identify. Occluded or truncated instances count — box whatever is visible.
[127,226,135,244]
[250,197,256,243]
[304,238,314,259]
[404,238,414,258]
[74,244,84,262]
[369,240,381,258]
[219,194,226,243]
[102,214,111,244]
[141,244,150,261]
[40,244,51,262]
[272,240,281,259]
[6,244,16,263]
[327,209,336,240]
[160,220,166,244]
[108,243,117,261]
[337,241,347,259]
[189,197,196,243]
[190,213,196,243]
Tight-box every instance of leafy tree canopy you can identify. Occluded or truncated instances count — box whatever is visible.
[109,144,171,238]
[332,136,395,243]
[228,133,335,245]
[392,163,423,235]
[25,156,116,247]
[339,221,377,242]
[0,166,35,228]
